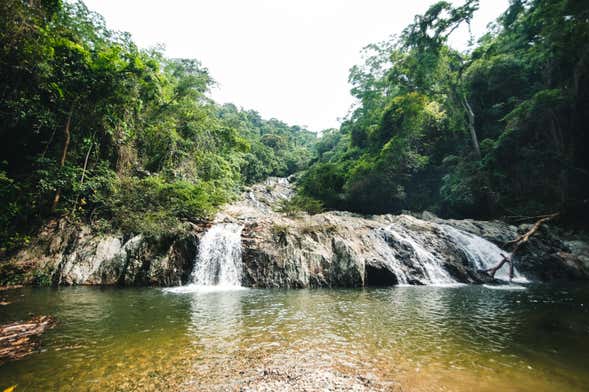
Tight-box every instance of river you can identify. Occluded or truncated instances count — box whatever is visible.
[1,285,588,391]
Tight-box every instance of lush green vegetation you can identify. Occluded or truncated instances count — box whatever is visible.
[2,0,588,253]
[300,0,589,222]
[0,0,316,251]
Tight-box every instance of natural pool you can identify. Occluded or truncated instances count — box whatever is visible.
[1,284,588,391]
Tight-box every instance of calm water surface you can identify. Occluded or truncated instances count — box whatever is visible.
[1,285,588,391]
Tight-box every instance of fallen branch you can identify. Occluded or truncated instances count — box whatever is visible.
[0,315,56,364]
[505,213,559,252]
[483,213,559,281]
[504,213,561,224]
[482,253,513,280]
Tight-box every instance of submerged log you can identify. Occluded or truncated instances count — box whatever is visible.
[0,316,56,364]
[0,285,23,292]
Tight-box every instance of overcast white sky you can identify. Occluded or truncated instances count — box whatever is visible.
[83,0,508,132]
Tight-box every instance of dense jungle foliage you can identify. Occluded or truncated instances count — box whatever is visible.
[2,0,588,253]
[299,0,589,222]
[0,0,316,252]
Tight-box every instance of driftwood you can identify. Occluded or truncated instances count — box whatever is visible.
[505,213,560,253]
[0,285,23,292]
[483,213,559,280]
[0,315,56,364]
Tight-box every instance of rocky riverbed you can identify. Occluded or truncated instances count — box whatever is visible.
[2,177,588,287]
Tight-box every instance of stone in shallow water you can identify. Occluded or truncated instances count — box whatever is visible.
[239,365,394,392]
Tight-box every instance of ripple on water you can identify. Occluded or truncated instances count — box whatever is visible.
[162,284,249,294]
[0,285,588,391]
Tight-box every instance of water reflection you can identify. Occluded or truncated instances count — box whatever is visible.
[187,289,248,355]
[0,285,588,391]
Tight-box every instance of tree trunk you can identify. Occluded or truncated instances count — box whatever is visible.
[79,139,93,187]
[41,128,57,158]
[51,108,73,212]
[483,254,511,278]
[70,139,94,214]
[462,95,481,160]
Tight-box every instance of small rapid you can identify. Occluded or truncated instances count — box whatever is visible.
[381,225,458,285]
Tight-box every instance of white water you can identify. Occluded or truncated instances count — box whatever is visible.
[483,284,527,291]
[382,225,458,285]
[165,223,245,293]
[441,225,528,282]
[377,219,529,286]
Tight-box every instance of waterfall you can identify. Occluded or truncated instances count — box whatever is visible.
[380,225,458,285]
[440,225,527,282]
[191,223,244,286]
[374,216,528,285]
[164,223,244,293]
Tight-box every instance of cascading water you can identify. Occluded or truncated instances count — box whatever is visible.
[440,225,527,282]
[379,224,459,286]
[373,216,528,286]
[191,223,244,286]
[393,228,456,285]
[165,223,244,293]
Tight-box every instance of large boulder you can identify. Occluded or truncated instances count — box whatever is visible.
[512,228,589,281]
[240,213,497,288]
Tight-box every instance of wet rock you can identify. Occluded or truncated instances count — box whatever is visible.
[513,229,589,281]
[240,211,499,288]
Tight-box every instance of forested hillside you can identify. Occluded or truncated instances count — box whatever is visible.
[300,0,589,222]
[2,0,588,255]
[0,0,316,252]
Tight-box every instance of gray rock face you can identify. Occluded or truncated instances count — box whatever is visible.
[4,177,588,287]
[513,233,589,281]
[7,220,199,286]
[234,180,589,287]
[240,213,498,288]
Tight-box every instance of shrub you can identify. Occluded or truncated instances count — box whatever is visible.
[276,194,324,217]
[92,175,231,237]
[270,224,289,246]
